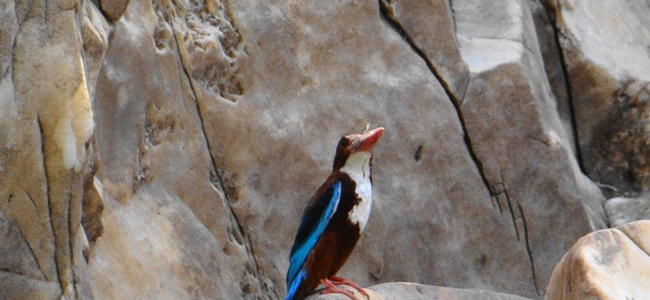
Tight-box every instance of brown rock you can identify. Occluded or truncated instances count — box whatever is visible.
[544,0,650,194]
[81,176,105,243]
[307,282,533,300]
[545,220,650,300]
[1,0,95,297]
[99,0,130,22]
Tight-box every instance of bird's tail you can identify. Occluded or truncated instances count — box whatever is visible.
[285,269,307,300]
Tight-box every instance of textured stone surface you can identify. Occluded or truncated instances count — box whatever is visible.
[81,176,105,244]
[210,0,601,298]
[86,0,253,298]
[2,0,649,299]
[605,196,650,227]
[545,220,650,300]
[1,0,95,298]
[454,0,606,293]
[545,0,650,194]
[99,0,130,22]
[307,282,533,300]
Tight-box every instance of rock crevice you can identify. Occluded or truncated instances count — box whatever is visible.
[377,0,494,199]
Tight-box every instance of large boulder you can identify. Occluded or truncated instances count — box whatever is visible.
[545,220,650,300]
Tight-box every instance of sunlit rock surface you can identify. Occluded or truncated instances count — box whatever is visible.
[0,0,648,299]
[545,220,650,300]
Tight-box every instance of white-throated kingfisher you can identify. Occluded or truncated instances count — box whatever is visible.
[285,127,385,300]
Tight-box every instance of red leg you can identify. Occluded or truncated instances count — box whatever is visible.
[327,275,369,299]
[320,279,361,300]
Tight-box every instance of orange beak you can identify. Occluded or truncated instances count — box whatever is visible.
[357,127,384,152]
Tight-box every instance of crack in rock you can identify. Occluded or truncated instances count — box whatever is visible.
[501,173,521,242]
[160,3,272,297]
[517,202,540,296]
[378,0,495,197]
[37,116,62,287]
[540,1,585,174]
[379,1,542,296]
[15,218,48,281]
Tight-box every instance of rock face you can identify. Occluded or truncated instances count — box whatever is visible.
[545,220,650,300]
[307,282,533,300]
[544,0,650,194]
[0,0,647,300]
[1,0,95,298]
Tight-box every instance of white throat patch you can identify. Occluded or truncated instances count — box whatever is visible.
[340,152,373,233]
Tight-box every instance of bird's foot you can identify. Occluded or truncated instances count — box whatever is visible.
[319,279,362,300]
[326,276,369,299]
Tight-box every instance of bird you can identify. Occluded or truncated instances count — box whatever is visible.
[285,126,385,300]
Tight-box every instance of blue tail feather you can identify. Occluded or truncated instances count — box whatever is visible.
[285,269,307,300]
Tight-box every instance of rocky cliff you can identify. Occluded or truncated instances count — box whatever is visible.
[1,0,649,299]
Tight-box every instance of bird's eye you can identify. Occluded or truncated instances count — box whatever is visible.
[338,138,350,148]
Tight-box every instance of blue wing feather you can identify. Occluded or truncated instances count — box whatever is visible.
[286,181,342,296]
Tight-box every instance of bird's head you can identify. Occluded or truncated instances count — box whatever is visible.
[332,127,384,170]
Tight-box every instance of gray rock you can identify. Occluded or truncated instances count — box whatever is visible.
[605,196,650,227]
[455,0,606,293]
[525,0,575,156]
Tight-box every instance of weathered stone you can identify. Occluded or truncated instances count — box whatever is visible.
[307,282,533,300]
[605,196,650,227]
[454,0,606,294]
[0,272,61,300]
[81,1,110,100]
[85,0,254,298]
[1,0,95,297]
[99,0,130,22]
[81,176,105,243]
[0,0,17,87]
[2,0,648,299]
[545,0,650,194]
[545,221,650,300]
